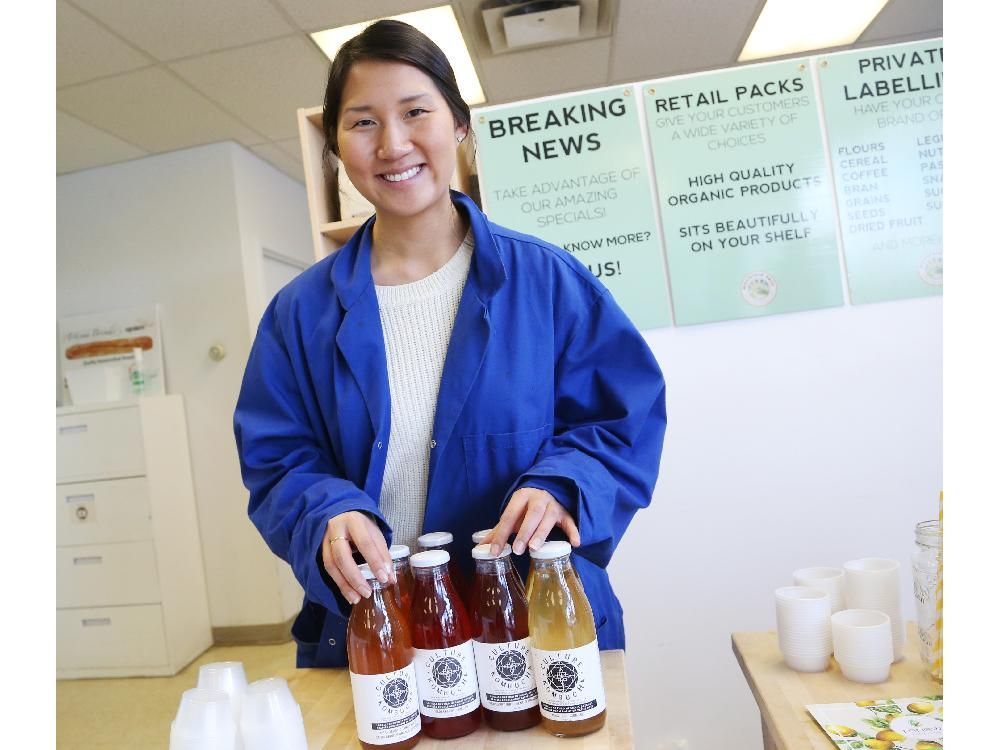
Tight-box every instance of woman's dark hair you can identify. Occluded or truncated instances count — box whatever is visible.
[321,19,471,160]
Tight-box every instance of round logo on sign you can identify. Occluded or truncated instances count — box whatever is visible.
[495,650,527,681]
[432,657,463,688]
[740,271,778,307]
[546,661,579,693]
[382,678,409,708]
[918,254,943,286]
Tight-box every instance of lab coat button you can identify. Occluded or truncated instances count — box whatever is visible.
[377,441,383,450]
[430,439,437,449]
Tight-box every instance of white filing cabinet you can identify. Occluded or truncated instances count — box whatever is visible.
[56,395,212,678]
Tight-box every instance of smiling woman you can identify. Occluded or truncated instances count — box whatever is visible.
[233,19,667,676]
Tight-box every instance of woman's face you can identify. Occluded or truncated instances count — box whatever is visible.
[336,60,467,222]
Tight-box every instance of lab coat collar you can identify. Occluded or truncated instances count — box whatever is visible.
[329,190,507,310]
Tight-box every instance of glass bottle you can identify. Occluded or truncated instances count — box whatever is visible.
[471,529,491,546]
[912,520,943,682]
[528,541,607,737]
[347,564,421,750]
[409,550,482,738]
[417,532,468,602]
[389,544,415,619]
[470,543,541,731]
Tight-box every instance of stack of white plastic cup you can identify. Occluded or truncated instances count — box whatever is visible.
[169,688,237,750]
[831,609,894,683]
[843,558,905,662]
[240,677,309,750]
[774,586,832,672]
[197,662,248,749]
[792,567,845,613]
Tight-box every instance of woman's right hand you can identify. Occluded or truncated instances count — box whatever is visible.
[322,511,395,604]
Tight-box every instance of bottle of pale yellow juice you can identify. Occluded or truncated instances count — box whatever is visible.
[527,541,607,737]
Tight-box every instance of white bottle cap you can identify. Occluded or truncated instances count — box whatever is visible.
[472,543,512,560]
[410,550,450,568]
[358,563,377,580]
[389,544,410,560]
[417,531,453,547]
[471,529,492,544]
[528,541,572,560]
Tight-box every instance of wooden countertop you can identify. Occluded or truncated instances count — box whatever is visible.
[732,623,942,750]
[282,649,633,749]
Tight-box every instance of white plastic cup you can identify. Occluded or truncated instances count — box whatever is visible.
[843,558,905,662]
[792,567,845,613]
[832,609,893,683]
[774,586,832,672]
[240,678,308,750]
[198,662,248,715]
[170,688,237,750]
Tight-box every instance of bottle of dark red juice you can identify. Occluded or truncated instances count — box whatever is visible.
[470,543,541,731]
[417,532,468,600]
[388,544,415,617]
[347,564,421,750]
[409,549,482,738]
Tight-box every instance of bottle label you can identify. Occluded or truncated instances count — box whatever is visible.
[472,637,539,712]
[349,664,421,745]
[531,640,606,722]
[412,641,481,718]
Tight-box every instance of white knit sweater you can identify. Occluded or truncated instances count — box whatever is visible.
[373,232,473,551]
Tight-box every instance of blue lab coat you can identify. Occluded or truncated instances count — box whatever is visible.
[234,191,666,667]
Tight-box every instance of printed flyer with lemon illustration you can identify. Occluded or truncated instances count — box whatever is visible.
[807,697,942,749]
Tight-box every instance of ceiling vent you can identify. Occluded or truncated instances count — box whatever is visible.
[481,0,608,55]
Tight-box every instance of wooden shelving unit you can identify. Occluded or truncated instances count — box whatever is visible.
[297,105,474,263]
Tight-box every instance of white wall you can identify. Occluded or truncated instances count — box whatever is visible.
[57,142,312,628]
[607,295,942,750]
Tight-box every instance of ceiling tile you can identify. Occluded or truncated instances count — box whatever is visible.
[610,0,764,83]
[70,0,295,60]
[57,110,148,174]
[860,0,942,42]
[57,67,266,152]
[250,143,305,183]
[271,0,443,32]
[275,138,306,163]
[478,38,612,104]
[57,0,153,87]
[169,36,330,142]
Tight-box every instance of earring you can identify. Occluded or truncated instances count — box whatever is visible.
[457,134,465,144]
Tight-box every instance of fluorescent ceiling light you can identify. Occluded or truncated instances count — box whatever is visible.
[738,0,891,62]
[311,6,485,105]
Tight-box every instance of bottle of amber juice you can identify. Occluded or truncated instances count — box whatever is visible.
[470,543,541,731]
[528,541,607,737]
[347,564,421,750]
[409,549,482,738]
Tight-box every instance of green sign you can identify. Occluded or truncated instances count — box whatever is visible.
[643,59,844,325]
[472,86,671,330]
[817,39,943,304]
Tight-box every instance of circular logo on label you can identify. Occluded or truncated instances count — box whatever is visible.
[918,254,943,286]
[432,657,463,688]
[740,271,777,306]
[495,650,527,681]
[382,678,409,708]
[546,661,579,693]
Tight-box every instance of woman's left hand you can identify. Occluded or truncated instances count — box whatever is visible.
[487,487,581,557]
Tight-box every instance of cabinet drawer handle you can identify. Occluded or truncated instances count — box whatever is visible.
[73,556,103,566]
[82,618,111,627]
[59,424,89,435]
[65,494,95,503]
